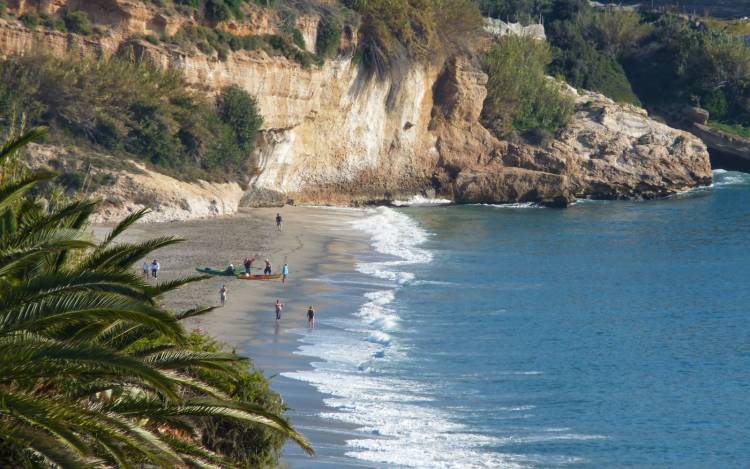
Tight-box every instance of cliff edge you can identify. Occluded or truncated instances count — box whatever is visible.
[1,1,712,220]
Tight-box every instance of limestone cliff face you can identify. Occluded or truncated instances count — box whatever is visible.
[0,1,713,220]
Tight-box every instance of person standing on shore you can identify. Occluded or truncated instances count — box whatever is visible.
[243,257,254,275]
[151,259,160,279]
[142,261,149,278]
[307,305,315,329]
[282,263,289,283]
[264,259,272,275]
[220,285,227,306]
[275,299,284,320]
[276,213,283,232]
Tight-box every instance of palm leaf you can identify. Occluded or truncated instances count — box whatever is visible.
[101,208,151,247]
[0,127,47,164]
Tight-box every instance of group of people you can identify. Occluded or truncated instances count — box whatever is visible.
[216,212,316,328]
[226,258,288,281]
[219,281,314,327]
[275,300,315,328]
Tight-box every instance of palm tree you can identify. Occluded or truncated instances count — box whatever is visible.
[0,127,312,467]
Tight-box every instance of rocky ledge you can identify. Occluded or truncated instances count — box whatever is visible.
[431,57,712,206]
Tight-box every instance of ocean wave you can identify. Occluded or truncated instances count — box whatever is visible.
[287,206,547,468]
[284,369,529,469]
[391,195,453,207]
[366,331,391,346]
[352,206,433,266]
[713,169,750,186]
[477,202,544,209]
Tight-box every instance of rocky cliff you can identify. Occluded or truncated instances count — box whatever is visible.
[2,1,712,221]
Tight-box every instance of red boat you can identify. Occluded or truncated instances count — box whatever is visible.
[236,273,282,281]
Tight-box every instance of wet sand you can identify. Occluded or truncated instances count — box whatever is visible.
[106,206,375,468]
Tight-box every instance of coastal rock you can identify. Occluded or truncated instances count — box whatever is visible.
[562,92,713,199]
[431,56,711,205]
[690,123,750,166]
[90,165,244,223]
[26,144,244,223]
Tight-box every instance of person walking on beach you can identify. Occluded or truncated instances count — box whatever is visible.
[264,259,272,275]
[275,299,284,320]
[219,285,227,306]
[307,305,315,329]
[142,261,149,278]
[276,213,283,232]
[243,257,254,275]
[282,263,289,283]
[151,259,160,279]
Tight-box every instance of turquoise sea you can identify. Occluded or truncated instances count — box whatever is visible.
[284,169,750,468]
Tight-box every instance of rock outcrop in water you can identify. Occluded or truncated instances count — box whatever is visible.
[431,57,712,205]
[2,1,712,220]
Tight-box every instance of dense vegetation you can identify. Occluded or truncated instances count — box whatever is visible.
[0,127,311,467]
[0,54,262,182]
[482,36,575,142]
[343,0,483,76]
[484,0,750,135]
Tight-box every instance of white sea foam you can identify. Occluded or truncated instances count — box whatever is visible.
[284,206,555,467]
[391,195,453,207]
[475,202,544,209]
[713,169,750,186]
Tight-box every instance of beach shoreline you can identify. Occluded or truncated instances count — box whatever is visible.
[107,205,377,467]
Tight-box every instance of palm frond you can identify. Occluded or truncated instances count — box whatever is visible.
[101,208,151,247]
[175,305,216,321]
[80,236,183,271]
[0,127,47,164]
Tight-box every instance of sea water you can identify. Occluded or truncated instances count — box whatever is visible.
[284,170,750,468]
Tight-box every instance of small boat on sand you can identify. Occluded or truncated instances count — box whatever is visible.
[236,273,282,281]
[196,267,281,280]
[196,267,237,277]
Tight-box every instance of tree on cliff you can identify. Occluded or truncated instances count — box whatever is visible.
[482,36,575,140]
[217,85,263,156]
[0,127,311,467]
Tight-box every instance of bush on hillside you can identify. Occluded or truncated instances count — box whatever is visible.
[217,84,263,154]
[479,0,552,23]
[624,13,750,128]
[206,0,232,21]
[316,16,342,58]
[0,53,262,181]
[482,36,575,138]
[345,0,482,76]
[544,0,641,104]
[176,0,202,8]
[62,9,93,35]
[589,8,652,57]
[184,332,288,467]
[19,12,39,29]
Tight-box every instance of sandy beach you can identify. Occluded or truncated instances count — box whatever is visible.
[107,206,376,468]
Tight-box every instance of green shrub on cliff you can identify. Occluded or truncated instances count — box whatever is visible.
[61,9,93,35]
[316,16,342,58]
[218,85,263,153]
[482,36,575,139]
[345,0,482,76]
[479,0,552,23]
[0,53,263,181]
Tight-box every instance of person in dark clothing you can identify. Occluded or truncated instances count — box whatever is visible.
[307,305,315,329]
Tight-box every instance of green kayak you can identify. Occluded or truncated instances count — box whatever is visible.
[196,267,237,277]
